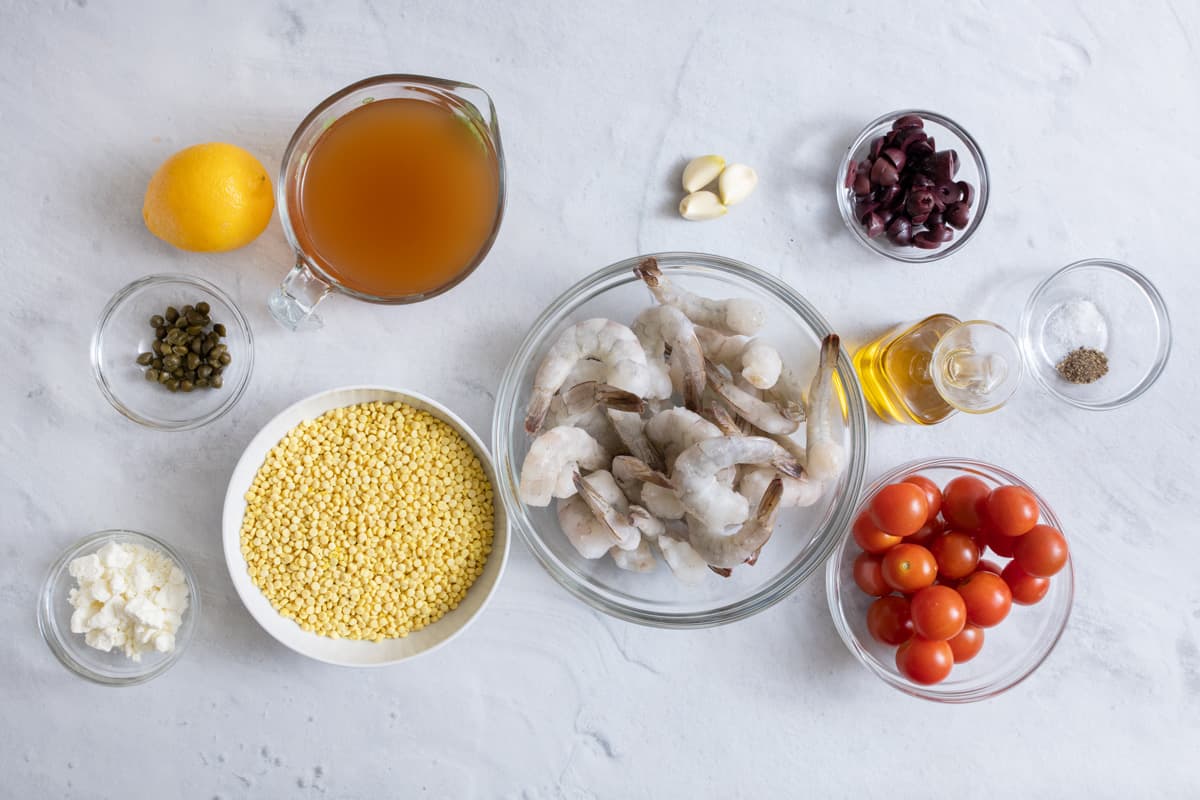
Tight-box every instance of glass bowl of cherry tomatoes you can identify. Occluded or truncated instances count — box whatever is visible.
[825,457,1073,703]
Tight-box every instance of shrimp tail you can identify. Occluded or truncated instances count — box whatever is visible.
[756,476,784,524]
[708,565,733,578]
[770,455,805,480]
[560,381,645,416]
[708,403,742,437]
[524,393,551,435]
[634,257,663,290]
[611,455,673,489]
[820,333,840,367]
[572,471,624,545]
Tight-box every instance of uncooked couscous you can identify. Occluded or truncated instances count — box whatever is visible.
[240,401,494,640]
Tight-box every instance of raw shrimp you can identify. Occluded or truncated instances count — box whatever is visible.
[549,381,644,423]
[695,327,782,390]
[805,334,847,483]
[644,408,722,470]
[656,524,710,584]
[705,359,801,435]
[640,483,685,520]
[610,538,657,572]
[687,477,784,569]
[634,257,766,336]
[519,426,610,506]
[672,436,802,529]
[740,466,823,509]
[611,455,671,504]
[525,318,650,434]
[557,495,620,559]
[573,471,642,551]
[633,304,705,408]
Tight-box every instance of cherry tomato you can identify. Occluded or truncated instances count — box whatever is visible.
[881,543,938,593]
[985,485,1040,538]
[1013,524,1069,577]
[942,476,990,532]
[869,482,929,537]
[1001,561,1050,605]
[895,637,954,684]
[976,559,1003,575]
[902,474,942,523]
[909,585,967,641]
[929,530,981,580]
[984,527,1019,558]
[852,512,903,554]
[947,624,985,663]
[956,571,1012,627]
[907,519,945,549]
[852,552,890,596]
[867,595,913,645]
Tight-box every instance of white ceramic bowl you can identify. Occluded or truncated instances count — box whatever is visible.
[222,386,509,666]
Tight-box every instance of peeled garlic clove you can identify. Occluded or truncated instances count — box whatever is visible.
[682,155,726,193]
[679,190,727,221]
[718,163,758,205]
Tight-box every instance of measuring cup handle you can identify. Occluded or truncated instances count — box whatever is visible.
[268,259,333,331]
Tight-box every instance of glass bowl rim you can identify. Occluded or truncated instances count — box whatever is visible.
[492,251,869,628]
[1018,257,1172,410]
[38,528,201,686]
[835,109,990,264]
[90,273,255,431]
[825,456,1074,703]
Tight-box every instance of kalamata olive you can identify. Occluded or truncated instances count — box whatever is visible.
[869,136,885,160]
[853,173,871,196]
[925,211,944,228]
[908,138,934,158]
[870,158,899,187]
[886,216,913,245]
[936,182,960,204]
[906,189,935,217]
[927,223,954,243]
[844,159,857,190]
[945,201,970,229]
[932,150,959,183]
[875,184,901,209]
[894,128,927,153]
[865,212,886,238]
[912,231,942,249]
[910,212,930,226]
[882,148,906,171]
[957,181,975,207]
[892,114,924,131]
[855,199,879,223]
[909,173,935,190]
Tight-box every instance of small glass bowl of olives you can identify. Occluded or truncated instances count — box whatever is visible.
[91,274,254,430]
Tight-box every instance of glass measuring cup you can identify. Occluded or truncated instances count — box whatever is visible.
[269,74,506,330]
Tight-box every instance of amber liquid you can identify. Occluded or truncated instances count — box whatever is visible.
[853,314,961,425]
[291,97,500,298]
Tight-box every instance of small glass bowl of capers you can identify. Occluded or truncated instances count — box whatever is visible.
[91,274,253,430]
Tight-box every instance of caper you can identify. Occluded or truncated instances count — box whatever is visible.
[195,301,210,314]
[185,310,203,325]
[144,368,159,382]
[180,304,193,315]
[213,323,227,338]
[164,329,180,345]
[197,364,213,379]
[172,345,188,356]
[156,326,168,340]
[151,357,163,370]
[218,352,231,365]
[136,352,153,366]
[190,338,202,354]
[162,354,180,369]
[165,306,179,323]
[201,337,214,355]
[166,379,180,392]
[180,380,194,392]
[195,377,210,388]
[158,371,170,384]
[210,374,223,389]
[185,352,200,370]
[149,314,165,328]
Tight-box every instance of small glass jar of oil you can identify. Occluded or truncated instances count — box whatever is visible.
[854,315,1022,425]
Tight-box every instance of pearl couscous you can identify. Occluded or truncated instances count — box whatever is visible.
[240,401,494,640]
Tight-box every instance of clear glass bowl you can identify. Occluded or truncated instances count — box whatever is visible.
[493,252,869,627]
[91,274,254,430]
[836,110,989,263]
[1020,258,1171,410]
[38,530,200,686]
[826,458,1073,703]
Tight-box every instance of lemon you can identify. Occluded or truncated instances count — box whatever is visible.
[143,143,275,252]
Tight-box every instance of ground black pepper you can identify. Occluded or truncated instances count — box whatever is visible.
[1056,347,1108,384]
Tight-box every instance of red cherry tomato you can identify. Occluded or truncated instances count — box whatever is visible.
[881,543,938,593]
[853,512,902,554]
[907,519,945,549]
[852,552,890,596]
[947,624,985,663]
[985,485,1040,537]
[895,637,954,684]
[901,475,942,523]
[1013,524,1069,577]
[942,476,990,532]
[867,595,913,645]
[1001,561,1050,605]
[976,559,1003,576]
[869,482,930,537]
[984,528,1019,558]
[956,571,1012,627]
[909,585,967,641]
[929,530,981,580]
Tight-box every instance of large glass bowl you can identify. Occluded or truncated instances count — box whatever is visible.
[826,458,1073,703]
[493,252,869,627]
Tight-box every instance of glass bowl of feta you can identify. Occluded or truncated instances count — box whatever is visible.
[38,530,199,686]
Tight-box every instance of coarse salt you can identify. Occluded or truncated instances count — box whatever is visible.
[1043,298,1107,360]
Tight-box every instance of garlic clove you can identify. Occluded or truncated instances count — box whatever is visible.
[718,163,758,205]
[682,155,726,193]
[678,190,727,221]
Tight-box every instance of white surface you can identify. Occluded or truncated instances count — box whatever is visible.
[221,386,508,667]
[2,0,1197,796]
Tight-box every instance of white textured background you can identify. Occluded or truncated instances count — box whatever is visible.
[2,1,1198,797]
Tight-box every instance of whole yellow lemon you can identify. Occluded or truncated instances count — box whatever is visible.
[143,143,275,252]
